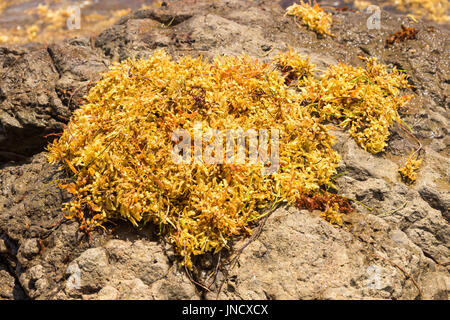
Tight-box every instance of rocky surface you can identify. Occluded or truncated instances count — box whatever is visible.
[0,0,448,300]
[0,41,108,161]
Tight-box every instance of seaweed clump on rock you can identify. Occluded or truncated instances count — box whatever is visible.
[298,57,412,154]
[47,49,341,268]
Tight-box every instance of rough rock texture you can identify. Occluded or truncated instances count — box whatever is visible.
[0,154,199,300]
[0,0,448,300]
[0,41,108,161]
[207,207,430,299]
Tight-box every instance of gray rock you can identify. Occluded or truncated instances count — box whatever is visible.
[420,271,449,300]
[54,238,199,299]
[17,239,40,263]
[0,41,107,162]
[66,247,109,294]
[0,266,15,300]
[206,207,430,300]
[96,286,119,300]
